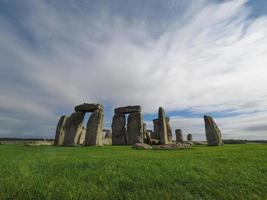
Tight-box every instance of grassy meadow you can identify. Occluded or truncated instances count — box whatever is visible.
[0,144,267,200]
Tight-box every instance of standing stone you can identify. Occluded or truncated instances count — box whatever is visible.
[175,129,184,143]
[187,133,192,142]
[54,115,68,145]
[158,107,168,145]
[204,115,223,146]
[153,119,160,140]
[85,109,104,146]
[166,117,172,143]
[127,112,144,144]
[143,123,147,140]
[78,126,86,145]
[104,130,112,139]
[112,113,127,145]
[63,111,85,146]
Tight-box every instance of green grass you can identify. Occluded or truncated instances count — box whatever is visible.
[0,144,267,200]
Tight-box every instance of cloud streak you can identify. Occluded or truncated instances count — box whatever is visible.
[0,0,267,139]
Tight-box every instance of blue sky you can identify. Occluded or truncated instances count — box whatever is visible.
[0,0,267,140]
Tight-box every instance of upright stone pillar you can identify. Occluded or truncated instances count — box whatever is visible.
[54,115,68,145]
[85,109,104,146]
[158,107,168,144]
[78,126,86,145]
[63,111,85,146]
[127,112,143,144]
[143,123,147,140]
[204,115,223,146]
[166,117,172,143]
[112,113,127,145]
[153,119,160,140]
[175,129,183,143]
[187,133,192,142]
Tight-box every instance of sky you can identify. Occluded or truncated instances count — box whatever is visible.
[0,0,267,140]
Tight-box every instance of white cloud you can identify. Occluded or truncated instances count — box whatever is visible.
[0,0,267,139]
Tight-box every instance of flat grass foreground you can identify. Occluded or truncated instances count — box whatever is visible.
[0,144,267,200]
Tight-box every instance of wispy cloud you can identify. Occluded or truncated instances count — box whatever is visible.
[0,0,267,139]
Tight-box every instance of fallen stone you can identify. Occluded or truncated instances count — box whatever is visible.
[85,109,104,146]
[112,113,127,145]
[152,143,191,150]
[63,111,85,146]
[115,105,141,114]
[204,115,223,146]
[132,143,153,150]
[75,103,103,113]
[127,112,143,144]
[54,115,68,145]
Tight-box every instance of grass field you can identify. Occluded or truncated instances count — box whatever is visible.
[0,144,267,200]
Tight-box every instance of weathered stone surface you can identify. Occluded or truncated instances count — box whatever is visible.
[112,113,127,145]
[158,107,168,145]
[133,143,153,150]
[204,115,223,146]
[63,111,85,146]
[85,109,104,146]
[143,123,147,140]
[146,131,152,145]
[187,133,192,142]
[175,129,183,143]
[104,129,112,139]
[127,112,144,144]
[166,117,173,143]
[77,126,86,145]
[152,119,160,140]
[115,105,141,114]
[152,143,191,150]
[75,103,103,113]
[54,115,68,145]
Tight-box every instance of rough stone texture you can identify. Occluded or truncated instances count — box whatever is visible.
[112,113,127,145]
[146,131,152,145]
[152,143,191,150]
[187,133,193,142]
[175,129,184,143]
[132,143,153,150]
[77,126,86,145]
[54,115,68,145]
[85,109,104,146]
[104,130,112,139]
[152,119,160,140]
[63,111,85,146]
[115,105,141,114]
[143,123,147,140]
[204,115,223,146]
[166,117,173,143]
[158,107,168,145]
[127,112,144,144]
[75,103,103,113]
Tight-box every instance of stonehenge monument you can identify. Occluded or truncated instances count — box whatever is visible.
[204,115,223,146]
[175,129,183,143]
[54,104,224,148]
[112,106,143,145]
[55,103,104,146]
